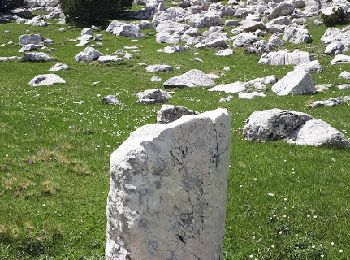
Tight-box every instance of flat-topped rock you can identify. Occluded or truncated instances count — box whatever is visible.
[163,69,215,88]
[28,74,66,86]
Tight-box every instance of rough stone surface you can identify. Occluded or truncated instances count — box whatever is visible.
[292,119,350,148]
[271,69,316,96]
[75,47,101,62]
[23,52,53,62]
[49,63,69,72]
[259,50,313,66]
[102,95,121,105]
[244,109,312,142]
[157,105,198,124]
[28,74,66,86]
[106,108,231,259]
[244,109,350,148]
[163,69,215,88]
[146,64,173,73]
[137,89,172,104]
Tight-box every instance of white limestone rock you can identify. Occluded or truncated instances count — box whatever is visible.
[259,50,313,66]
[244,109,312,142]
[102,95,121,105]
[294,60,322,73]
[75,47,101,62]
[23,52,53,62]
[106,108,231,259]
[272,69,316,96]
[98,55,123,64]
[49,63,69,72]
[28,74,66,86]
[283,26,312,44]
[163,69,215,88]
[157,105,198,124]
[106,21,144,38]
[292,119,350,148]
[209,82,247,94]
[238,92,266,99]
[137,89,172,104]
[146,64,173,73]
[331,54,350,65]
[19,34,42,46]
[325,41,347,55]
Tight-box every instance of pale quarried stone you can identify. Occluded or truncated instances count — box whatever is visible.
[106,108,232,260]
[157,105,198,124]
[271,69,316,96]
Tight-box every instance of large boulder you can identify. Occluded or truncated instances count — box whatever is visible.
[244,109,350,148]
[244,109,312,141]
[292,119,350,148]
[106,108,231,259]
[163,69,215,88]
[19,34,43,46]
[272,69,316,96]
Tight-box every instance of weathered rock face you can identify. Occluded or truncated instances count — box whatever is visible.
[271,69,316,96]
[244,109,350,148]
[106,108,231,260]
[28,74,66,86]
[163,69,215,88]
[244,109,312,142]
[157,105,198,124]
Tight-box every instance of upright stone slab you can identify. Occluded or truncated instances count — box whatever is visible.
[106,108,231,260]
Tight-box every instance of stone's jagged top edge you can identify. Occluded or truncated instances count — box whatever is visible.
[110,108,230,164]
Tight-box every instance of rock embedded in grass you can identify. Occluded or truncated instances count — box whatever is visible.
[163,69,215,88]
[137,89,172,104]
[106,108,231,259]
[75,47,101,62]
[244,109,350,148]
[156,105,198,124]
[19,34,43,46]
[23,52,53,62]
[146,64,173,73]
[28,74,66,86]
[102,95,120,105]
[49,63,69,72]
[271,69,316,96]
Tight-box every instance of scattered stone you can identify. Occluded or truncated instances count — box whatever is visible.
[244,109,349,148]
[308,97,350,108]
[49,63,69,72]
[106,108,231,259]
[29,74,66,86]
[291,119,350,148]
[98,55,123,64]
[19,34,42,46]
[0,56,21,62]
[146,64,173,73]
[283,26,312,44]
[102,95,120,105]
[315,84,332,92]
[325,41,347,55]
[157,105,198,124]
[339,71,350,80]
[294,60,322,73]
[259,50,313,66]
[107,21,144,38]
[337,84,350,90]
[331,54,350,65]
[163,69,215,88]
[137,89,172,104]
[75,47,101,62]
[23,52,53,62]
[271,69,316,96]
[238,92,266,99]
[151,76,162,82]
[219,95,233,103]
[216,49,233,56]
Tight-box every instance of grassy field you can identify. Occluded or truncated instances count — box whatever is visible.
[0,19,350,259]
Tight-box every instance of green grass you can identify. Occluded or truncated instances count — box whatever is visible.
[0,20,350,259]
